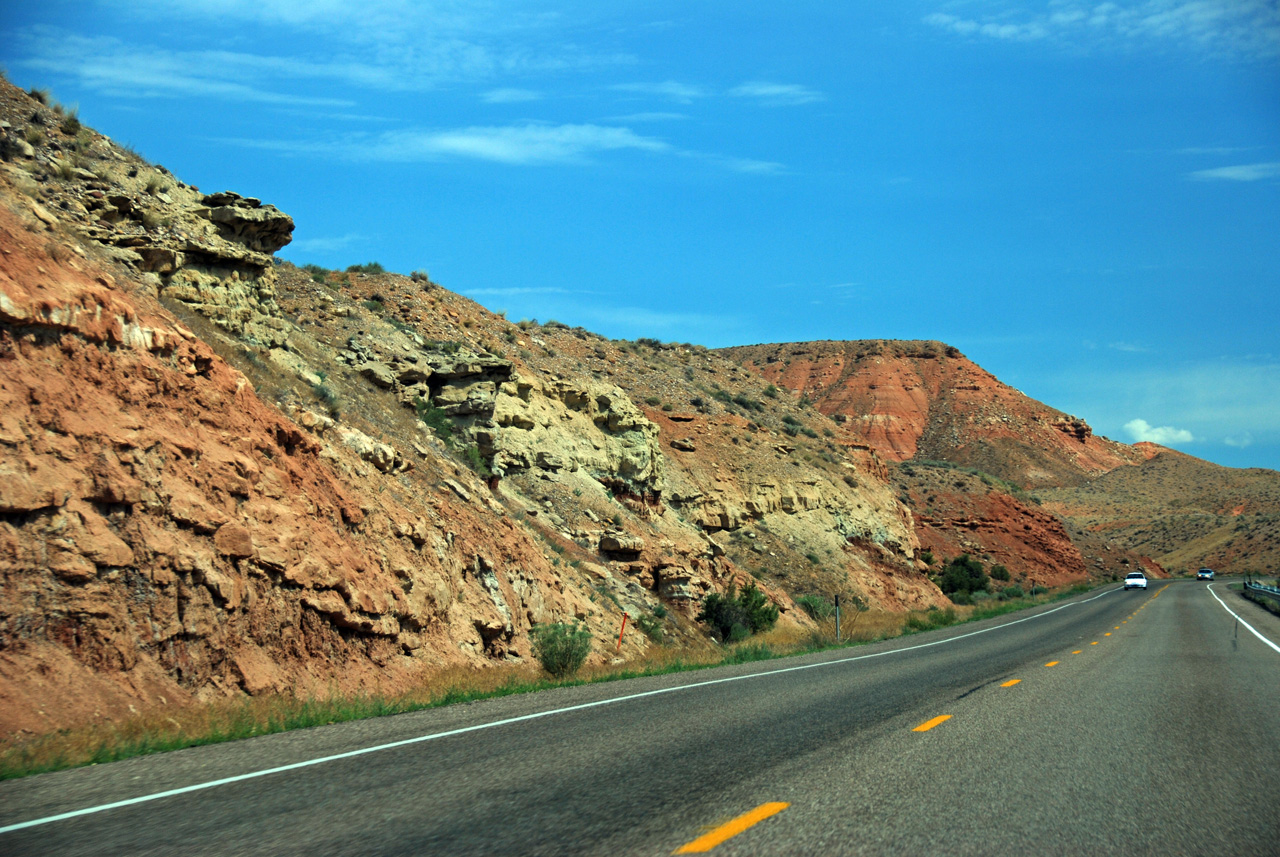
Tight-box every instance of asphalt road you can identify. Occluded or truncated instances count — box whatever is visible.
[3,580,1277,855]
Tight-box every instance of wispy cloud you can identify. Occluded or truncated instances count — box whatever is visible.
[366,123,669,165]
[611,81,707,103]
[606,111,689,123]
[1109,341,1149,353]
[1125,418,1195,445]
[482,88,542,104]
[1189,162,1280,181]
[463,286,590,297]
[714,156,786,174]
[286,233,365,254]
[924,2,1280,58]
[1224,432,1254,448]
[729,81,825,106]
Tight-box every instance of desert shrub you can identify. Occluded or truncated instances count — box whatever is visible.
[938,554,989,597]
[529,622,591,678]
[1029,585,1048,596]
[919,549,935,567]
[723,643,774,664]
[634,613,664,644]
[795,594,833,620]
[998,584,1025,601]
[361,299,385,314]
[59,108,80,135]
[644,396,661,406]
[805,552,821,565]
[991,564,1011,582]
[312,383,340,417]
[905,607,958,632]
[764,384,780,398]
[410,270,431,283]
[28,87,50,105]
[697,583,779,642]
[636,337,662,348]
[346,262,385,274]
[414,396,453,444]
[460,444,491,478]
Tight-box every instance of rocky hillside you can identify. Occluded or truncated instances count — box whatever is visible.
[1038,446,1280,576]
[720,339,1144,487]
[0,80,949,740]
[722,340,1280,576]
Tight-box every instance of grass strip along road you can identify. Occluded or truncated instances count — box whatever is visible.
[1,580,1276,855]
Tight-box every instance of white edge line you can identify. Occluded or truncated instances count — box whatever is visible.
[0,587,1117,835]
[1207,583,1280,654]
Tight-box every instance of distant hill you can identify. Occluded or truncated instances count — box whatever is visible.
[722,340,1280,577]
[719,340,1143,488]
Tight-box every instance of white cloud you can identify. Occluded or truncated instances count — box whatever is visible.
[606,112,689,122]
[1224,432,1254,448]
[1189,162,1280,181]
[729,81,825,106]
[611,81,707,103]
[367,123,669,164]
[1125,418,1195,445]
[924,2,1280,58]
[482,88,542,103]
[286,233,364,254]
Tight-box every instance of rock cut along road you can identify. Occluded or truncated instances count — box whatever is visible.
[2,580,1277,855]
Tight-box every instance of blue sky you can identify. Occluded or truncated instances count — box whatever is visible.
[3,1,1278,470]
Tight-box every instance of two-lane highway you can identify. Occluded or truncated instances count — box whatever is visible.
[2,581,1276,855]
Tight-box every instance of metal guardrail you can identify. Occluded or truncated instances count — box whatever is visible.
[1242,580,1280,605]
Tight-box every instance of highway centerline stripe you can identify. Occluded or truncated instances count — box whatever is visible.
[1090,641,1098,645]
[674,802,789,853]
[1045,661,1059,667]
[913,715,952,732]
[0,587,1121,835]
[1104,633,1111,636]
[1072,650,1082,654]
[1001,680,1021,687]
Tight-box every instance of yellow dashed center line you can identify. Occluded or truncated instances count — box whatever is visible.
[1045,661,1059,667]
[1072,650,1082,654]
[913,715,952,732]
[1104,633,1111,636]
[1001,679,1021,687]
[674,803,790,853]
[1090,641,1098,645]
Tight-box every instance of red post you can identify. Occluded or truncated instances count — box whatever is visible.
[616,612,629,651]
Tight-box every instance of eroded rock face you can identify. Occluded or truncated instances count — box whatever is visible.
[722,340,1146,488]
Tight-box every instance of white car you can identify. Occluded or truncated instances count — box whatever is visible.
[1123,571,1148,590]
[1197,568,1215,581]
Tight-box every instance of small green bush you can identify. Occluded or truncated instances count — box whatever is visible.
[634,613,664,644]
[938,554,989,597]
[59,108,80,135]
[998,584,1024,601]
[346,262,385,274]
[644,396,661,406]
[361,299,385,314]
[795,594,833,620]
[414,396,453,444]
[723,643,774,664]
[697,583,779,642]
[991,564,1011,582]
[530,622,592,678]
[919,550,935,567]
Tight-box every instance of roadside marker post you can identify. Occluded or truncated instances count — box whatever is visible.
[835,593,842,643]
[616,612,628,652]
